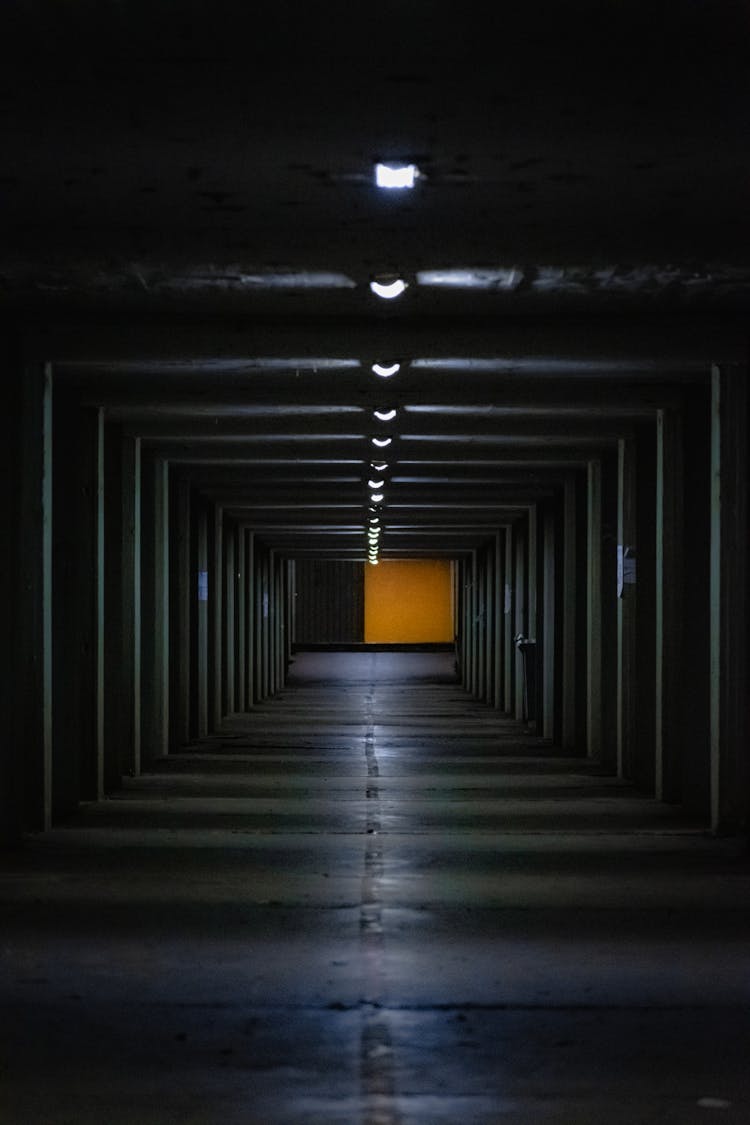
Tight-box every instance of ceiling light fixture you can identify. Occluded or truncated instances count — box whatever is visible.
[373,408,397,422]
[367,478,385,489]
[371,436,392,448]
[370,278,408,300]
[371,362,400,378]
[370,492,384,503]
[371,461,388,472]
[374,163,419,189]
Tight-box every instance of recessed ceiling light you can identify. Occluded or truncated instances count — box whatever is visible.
[370,278,408,300]
[370,492,384,503]
[374,163,419,189]
[367,478,385,489]
[371,436,392,448]
[371,362,400,378]
[373,408,397,422]
[371,461,388,472]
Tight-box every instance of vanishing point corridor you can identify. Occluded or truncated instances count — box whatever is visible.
[3,652,749,1124]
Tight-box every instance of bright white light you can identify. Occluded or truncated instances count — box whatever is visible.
[375,163,418,189]
[371,436,392,448]
[371,461,388,472]
[370,492,384,503]
[368,558,379,565]
[373,408,397,422]
[370,278,407,300]
[372,363,400,378]
[367,478,385,489]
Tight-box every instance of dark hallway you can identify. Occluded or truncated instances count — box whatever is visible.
[2,5,750,1122]
[3,653,749,1123]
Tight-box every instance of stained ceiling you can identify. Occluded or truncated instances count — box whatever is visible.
[4,1,749,559]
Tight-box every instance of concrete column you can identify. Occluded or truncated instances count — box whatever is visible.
[211,504,224,727]
[710,365,748,835]
[655,410,684,801]
[541,507,555,742]
[528,505,542,733]
[635,423,657,792]
[103,430,142,781]
[254,545,265,703]
[246,531,256,707]
[268,551,278,698]
[460,558,470,690]
[586,460,603,759]
[264,549,272,699]
[1,340,23,841]
[277,555,285,693]
[473,549,482,699]
[617,438,637,779]
[224,522,236,715]
[92,409,106,796]
[170,474,191,751]
[680,386,711,817]
[484,544,495,704]
[286,559,295,680]
[121,435,141,777]
[504,526,514,713]
[20,359,53,828]
[196,500,209,738]
[562,473,577,750]
[513,528,526,720]
[52,393,103,813]
[477,549,486,701]
[600,449,619,773]
[236,528,247,713]
[141,452,170,763]
[493,531,504,709]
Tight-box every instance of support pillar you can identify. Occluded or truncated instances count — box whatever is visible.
[562,473,577,749]
[655,410,684,801]
[493,531,504,709]
[18,360,53,829]
[586,460,603,759]
[617,438,637,779]
[196,500,209,738]
[225,522,236,715]
[211,504,224,728]
[246,531,256,708]
[710,365,748,834]
[170,474,191,751]
[141,452,170,763]
[542,507,555,742]
[513,527,526,720]
[503,526,514,712]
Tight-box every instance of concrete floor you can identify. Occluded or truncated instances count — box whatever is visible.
[2,652,749,1124]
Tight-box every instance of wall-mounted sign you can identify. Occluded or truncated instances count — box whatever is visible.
[197,570,208,601]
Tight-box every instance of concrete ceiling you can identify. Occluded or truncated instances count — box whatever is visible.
[5,2,749,559]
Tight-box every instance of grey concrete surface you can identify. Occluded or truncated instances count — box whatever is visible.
[2,652,749,1124]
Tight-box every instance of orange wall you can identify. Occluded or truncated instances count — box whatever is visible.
[364,559,453,643]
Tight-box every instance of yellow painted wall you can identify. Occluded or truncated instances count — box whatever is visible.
[364,559,453,643]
